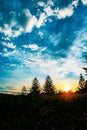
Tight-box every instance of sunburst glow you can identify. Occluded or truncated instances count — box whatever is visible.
[64,86,71,92]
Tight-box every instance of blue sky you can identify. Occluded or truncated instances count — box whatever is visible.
[0,0,87,92]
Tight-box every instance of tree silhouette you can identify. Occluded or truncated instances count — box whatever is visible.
[82,56,87,93]
[21,86,27,95]
[43,75,55,94]
[83,56,87,75]
[30,77,40,94]
[78,74,85,93]
[82,80,87,93]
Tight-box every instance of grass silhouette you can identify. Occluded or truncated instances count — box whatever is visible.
[0,93,87,130]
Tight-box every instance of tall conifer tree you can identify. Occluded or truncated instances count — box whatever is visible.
[43,75,55,94]
[30,77,40,94]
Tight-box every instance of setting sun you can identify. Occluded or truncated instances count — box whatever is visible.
[64,86,71,92]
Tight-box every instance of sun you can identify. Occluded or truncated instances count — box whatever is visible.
[64,86,71,92]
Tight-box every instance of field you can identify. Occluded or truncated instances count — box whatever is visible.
[0,93,87,130]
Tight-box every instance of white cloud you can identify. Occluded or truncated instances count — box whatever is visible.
[25,16,37,32]
[47,0,54,6]
[37,0,79,20]
[0,9,34,37]
[72,0,79,7]
[23,43,47,52]
[2,42,16,49]
[23,45,28,48]
[3,50,16,57]
[2,36,11,41]
[65,28,87,77]
[40,47,47,52]
[23,9,47,33]
[54,0,79,19]
[23,44,39,50]
[36,13,46,28]
[61,57,83,76]
[13,27,23,37]
[44,6,54,16]
[17,49,81,80]
[23,60,34,67]
[71,27,87,56]
[1,42,83,80]
[56,7,74,19]
[81,0,87,5]
[40,56,83,80]
[40,60,57,67]
[9,64,17,67]
[29,49,84,80]
[0,1,79,38]
[4,48,8,52]
[23,9,31,17]
[1,24,12,37]
[28,44,39,50]
[0,23,23,38]
[37,1,45,7]
[71,41,87,57]
[38,31,44,38]
[37,1,54,22]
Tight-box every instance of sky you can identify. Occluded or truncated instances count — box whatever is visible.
[0,0,87,92]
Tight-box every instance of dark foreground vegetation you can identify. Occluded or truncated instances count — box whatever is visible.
[0,93,87,130]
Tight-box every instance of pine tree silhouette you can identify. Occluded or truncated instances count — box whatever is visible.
[43,75,55,94]
[83,56,87,75]
[30,77,40,94]
[78,74,85,93]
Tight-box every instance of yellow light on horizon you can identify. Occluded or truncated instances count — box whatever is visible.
[64,85,71,92]
[55,79,78,92]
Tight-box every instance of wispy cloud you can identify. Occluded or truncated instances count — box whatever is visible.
[81,0,87,5]
[47,0,54,6]
[2,42,16,49]
[36,13,46,28]
[3,50,16,57]
[37,1,45,7]
[23,43,39,51]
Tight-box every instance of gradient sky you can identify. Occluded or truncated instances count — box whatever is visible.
[0,0,87,92]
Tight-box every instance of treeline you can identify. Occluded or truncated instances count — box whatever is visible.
[21,74,87,95]
[22,56,87,94]
[22,75,56,95]
[21,56,87,95]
